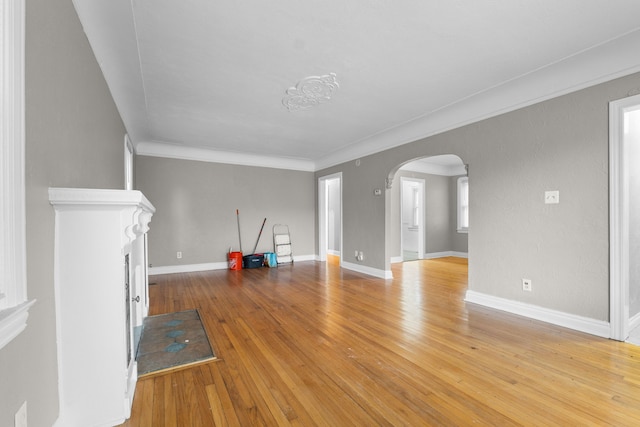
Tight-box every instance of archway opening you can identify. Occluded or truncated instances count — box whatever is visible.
[389,155,468,263]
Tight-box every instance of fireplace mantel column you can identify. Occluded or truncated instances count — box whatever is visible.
[49,188,155,427]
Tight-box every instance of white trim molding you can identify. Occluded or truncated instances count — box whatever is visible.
[465,290,610,338]
[0,0,35,350]
[0,300,36,349]
[609,93,640,341]
[424,251,468,259]
[315,29,640,170]
[149,254,316,276]
[150,262,227,276]
[136,141,315,172]
[341,261,393,280]
[392,252,468,263]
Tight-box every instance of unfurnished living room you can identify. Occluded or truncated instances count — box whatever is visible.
[3,1,640,426]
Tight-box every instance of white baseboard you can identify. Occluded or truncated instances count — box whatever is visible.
[424,251,468,259]
[149,262,225,275]
[149,254,317,275]
[391,251,468,263]
[464,290,610,338]
[341,260,393,279]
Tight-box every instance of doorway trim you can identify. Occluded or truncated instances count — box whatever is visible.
[400,176,425,261]
[609,93,640,341]
[318,172,342,263]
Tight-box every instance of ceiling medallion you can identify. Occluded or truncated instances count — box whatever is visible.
[282,73,339,112]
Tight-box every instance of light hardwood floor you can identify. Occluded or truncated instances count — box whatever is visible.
[119,257,640,426]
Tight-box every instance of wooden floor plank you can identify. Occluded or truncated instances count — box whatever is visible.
[119,258,640,426]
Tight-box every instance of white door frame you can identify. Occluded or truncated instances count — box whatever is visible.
[318,172,342,263]
[609,93,640,341]
[400,176,425,261]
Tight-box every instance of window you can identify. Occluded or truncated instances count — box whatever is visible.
[1,0,35,350]
[457,177,469,232]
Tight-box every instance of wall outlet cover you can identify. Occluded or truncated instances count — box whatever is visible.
[545,190,559,204]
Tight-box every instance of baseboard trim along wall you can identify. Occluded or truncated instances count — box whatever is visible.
[424,251,468,259]
[150,254,316,275]
[465,290,611,339]
[391,251,469,263]
[341,261,393,280]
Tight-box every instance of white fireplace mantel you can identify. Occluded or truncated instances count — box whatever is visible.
[49,188,155,427]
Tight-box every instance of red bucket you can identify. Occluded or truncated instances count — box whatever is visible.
[228,251,243,270]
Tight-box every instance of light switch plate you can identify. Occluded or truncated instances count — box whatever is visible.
[545,190,559,204]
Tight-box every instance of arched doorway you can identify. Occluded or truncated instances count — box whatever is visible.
[389,155,467,263]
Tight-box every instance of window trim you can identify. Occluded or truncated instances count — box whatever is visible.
[0,0,35,350]
[457,176,469,233]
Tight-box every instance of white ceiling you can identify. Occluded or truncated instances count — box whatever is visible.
[72,0,640,172]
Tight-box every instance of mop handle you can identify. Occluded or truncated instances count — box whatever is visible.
[252,218,267,255]
[236,209,243,253]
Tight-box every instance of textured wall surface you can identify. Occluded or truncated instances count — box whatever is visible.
[0,1,126,426]
[136,156,315,267]
[317,71,640,322]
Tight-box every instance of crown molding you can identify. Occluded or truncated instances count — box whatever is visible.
[135,141,316,172]
[314,29,640,171]
[132,30,640,173]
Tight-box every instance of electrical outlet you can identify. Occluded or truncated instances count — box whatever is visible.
[522,279,532,292]
[357,251,364,261]
[176,251,182,259]
[15,401,27,427]
[545,190,559,204]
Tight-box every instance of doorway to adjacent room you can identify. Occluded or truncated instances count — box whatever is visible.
[610,93,640,343]
[318,172,342,264]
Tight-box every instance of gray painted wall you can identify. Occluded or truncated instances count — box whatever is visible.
[6,5,640,425]
[390,170,468,258]
[317,71,640,322]
[135,156,315,267]
[629,109,640,317]
[0,1,127,426]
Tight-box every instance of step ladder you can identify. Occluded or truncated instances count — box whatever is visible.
[273,224,293,264]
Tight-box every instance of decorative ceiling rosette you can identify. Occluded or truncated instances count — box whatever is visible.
[282,73,339,112]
